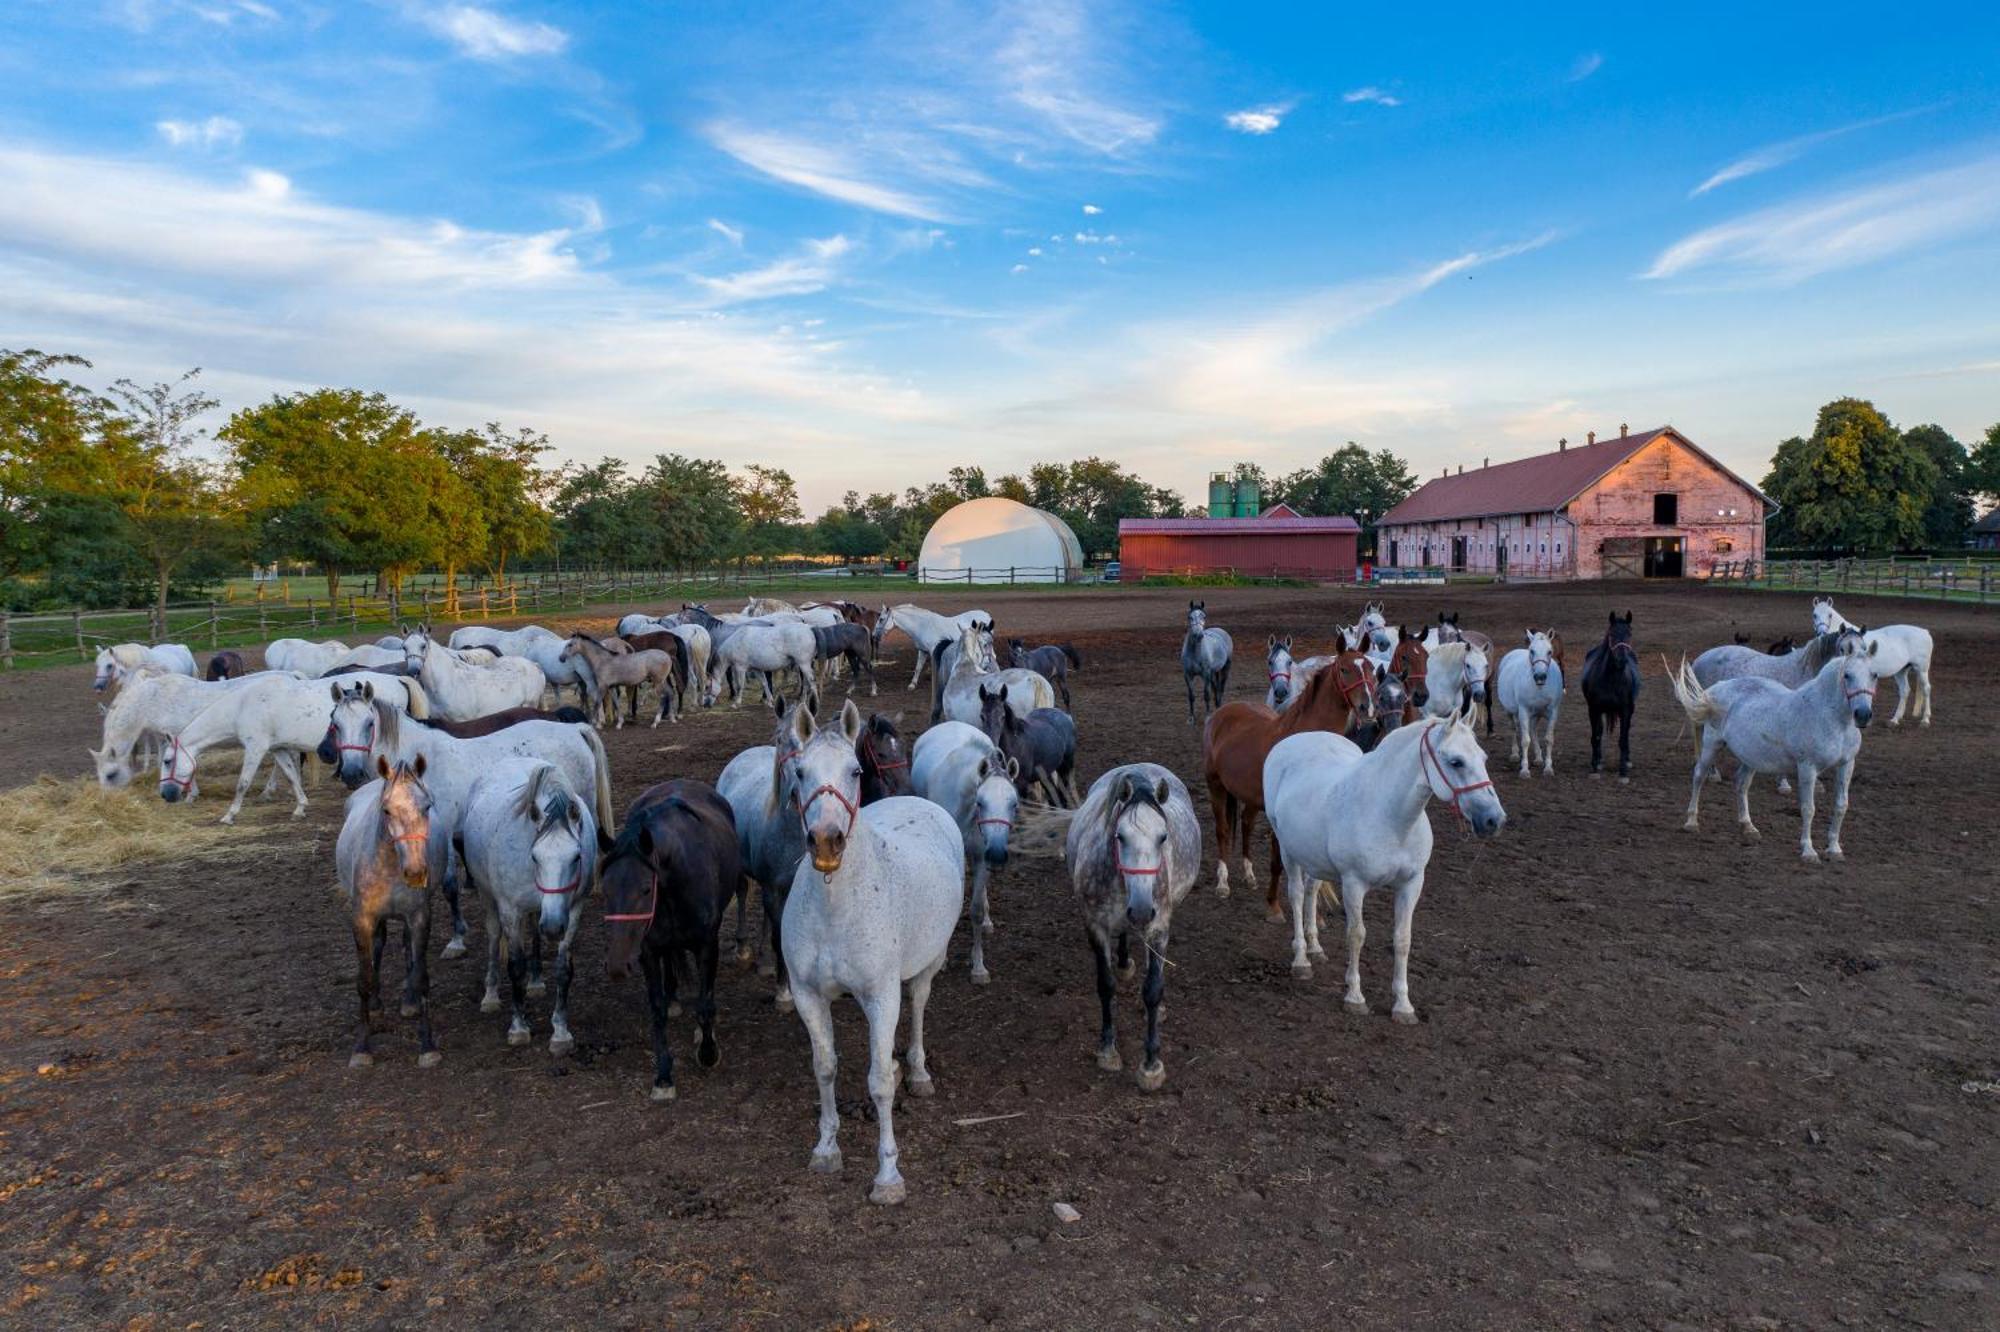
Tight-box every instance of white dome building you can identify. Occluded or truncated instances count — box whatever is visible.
[917,497,1084,585]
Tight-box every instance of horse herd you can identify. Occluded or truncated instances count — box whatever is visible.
[78,590,1937,1205]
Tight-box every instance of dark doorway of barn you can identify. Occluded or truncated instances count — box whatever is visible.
[1451,536,1467,571]
[1644,536,1684,577]
[1496,541,1508,575]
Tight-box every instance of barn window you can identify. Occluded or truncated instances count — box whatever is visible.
[1715,536,1735,553]
[1653,493,1679,524]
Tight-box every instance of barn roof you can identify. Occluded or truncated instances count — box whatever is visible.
[1119,514,1359,535]
[1378,427,1772,526]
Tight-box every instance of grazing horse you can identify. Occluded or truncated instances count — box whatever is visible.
[267,637,350,676]
[1005,638,1081,710]
[1494,629,1564,777]
[811,622,878,697]
[447,625,589,706]
[1581,612,1641,780]
[560,633,678,728]
[403,628,546,722]
[1672,645,1881,861]
[976,683,1080,806]
[1264,711,1506,1012]
[856,712,913,803]
[911,720,1021,984]
[1180,601,1233,721]
[938,623,1054,725]
[600,779,742,1101]
[406,705,592,739]
[779,697,963,1206]
[1201,648,1377,911]
[455,762,598,1055]
[1265,636,1297,709]
[93,642,196,691]
[1810,597,1935,725]
[335,756,441,1068]
[204,650,247,681]
[90,669,266,791]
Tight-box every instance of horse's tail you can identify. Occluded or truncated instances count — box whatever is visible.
[1061,643,1082,670]
[1011,799,1077,859]
[399,678,432,720]
[580,724,616,829]
[1666,655,1724,727]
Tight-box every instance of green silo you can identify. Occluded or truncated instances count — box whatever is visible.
[1235,476,1262,517]
[1207,473,1234,518]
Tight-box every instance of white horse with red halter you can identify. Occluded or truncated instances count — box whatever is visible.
[1809,597,1934,726]
[778,697,964,1206]
[1494,628,1564,777]
[1263,710,1506,1019]
[1671,643,1881,862]
[402,627,546,722]
[1265,635,1298,709]
[909,720,1021,985]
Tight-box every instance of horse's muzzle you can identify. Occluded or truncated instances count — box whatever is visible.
[810,831,846,875]
[1471,808,1505,839]
[159,783,182,803]
[1853,703,1873,728]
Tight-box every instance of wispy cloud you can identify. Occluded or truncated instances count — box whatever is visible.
[707,218,744,247]
[1646,154,2000,282]
[1341,87,1401,108]
[996,0,1160,154]
[691,234,852,304]
[1568,52,1603,82]
[703,123,952,222]
[1224,104,1289,134]
[1690,107,1936,196]
[412,4,569,60]
[1081,203,1102,214]
[156,116,243,150]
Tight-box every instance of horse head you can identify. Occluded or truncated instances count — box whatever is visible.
[976,681,1012,740]
[1417,713,1505,838]
[1266,635,1296,708]
[859,713,911,799]
[972,749,1021,869]
[1110,773,1174,934]
[328,680,384,788]
[1390,632,1429,709]
[518,766,591,940]
[1187,601,1206,634]
[1374,667,1412,730]
[1811,596,1840,636]
[92,646,120,692]
[1523,629,1556,688]
[1841,646,1880,729]
[377,754,432,887]
[789,698,865,875]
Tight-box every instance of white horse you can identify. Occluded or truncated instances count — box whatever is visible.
[1263,711,1506,1016]
[881,605,991,691]
[93,642,196,691]
[716,700,814,1008]
[90,668,279,791]
[266,638,350,677]
[403,629,545,721]
[778,698,963,1206]
[938,622,1053,725]
[1180,602,1233,721]
[329,643,409,672]
[910,721,1020,985]
[1417,641,1489,720]
[1810,597,1934,725]
[707,620,818,710]
[158,670,428,823]
[456,760,598,1055]
[448,624,589,705]
[325,683,614,956]
[1264,636,1297,709]
[1672,645,1880,862]
[1494,629,1564,777]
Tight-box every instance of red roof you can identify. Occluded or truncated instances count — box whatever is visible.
[1378,427,1769,526]
[1119,515,1359,535]
[1258,501,1304,519]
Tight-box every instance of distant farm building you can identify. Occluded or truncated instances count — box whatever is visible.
[1118,504,1360,582]
[1376,426,1770,579]
[917,497,1084,584]
[1973,508,2000,552]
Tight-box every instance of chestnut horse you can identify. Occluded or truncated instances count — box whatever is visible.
[1200,648,1377,916]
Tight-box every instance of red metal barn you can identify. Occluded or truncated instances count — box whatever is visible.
[1117,511,1360,581]
[1375,426,1770,580]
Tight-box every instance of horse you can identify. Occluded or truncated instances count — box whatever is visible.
[1004,638,1081,710]
[910,721,1020,985]
[93,642,196,691]
[1264,710,1506,1012]
[976,682,1079,806]
[1201,648,1377,912]
[1354,602,1390,651]
[714,698,815,1007]
[704,617,818,710]
[405,705,593,739]
[857,712,913,804]
[1766,635,1797,656]
[620,629,693,691]
[879,604,992,691]
[450,624,596,706]
[1672,644,1881,862]
[1180,601,1233,721]
[623,616,712,708]
[811,622,878,697]
[336,756,441,1068]
[158,669,428,823]
[1690,627,1861,690]
[267,637,350,676]
[204,650,247,681]
[778,697,964,1206]
[403,628,546,722]
[329,643,409,672]
[1265,636,1297,709]
[938,623,1054,726]
[1429,611,1496,658]
[89,669,270,791]
[600,779,742,1101]
[559,634,677,728]
[325,683,615,958]
[1494,629,1564,778]
[1579,612,1641,780]
[1810,597,1935,725]
[455,761,599,1055]
[321,659,419,679]
[1341,666,1416,753]
[1417,641,1488,721]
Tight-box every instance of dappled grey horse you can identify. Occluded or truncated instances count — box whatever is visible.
[1180,601,1233,722]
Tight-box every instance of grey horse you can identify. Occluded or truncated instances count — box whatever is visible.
[1180,601,1233,721]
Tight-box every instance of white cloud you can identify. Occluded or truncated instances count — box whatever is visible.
[156,116,244,150]
[1341,87,1401,108]
[1224,106,1285,134]
[1646,154,2000,283]
[1011,263,1028,274]
[707,218,744,247]
[1568,52,1604,82]
[1082,203,1102,214]
[703,123,952,222]
[691,234,852,304]
[414,4,569,60]
[1690,108,1936,197]
[996,0,1160,154]
[1027,246,1042,256]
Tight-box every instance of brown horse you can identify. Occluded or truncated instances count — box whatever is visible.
[1201,647,1377,917]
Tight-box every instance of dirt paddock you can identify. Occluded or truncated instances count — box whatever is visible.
[3,581,1997,1329]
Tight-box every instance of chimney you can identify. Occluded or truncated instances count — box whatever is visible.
[1587,430,1596,446]
[1482,457,1489,468]
[1620,422,1628,438]
[1558,436,1567,453]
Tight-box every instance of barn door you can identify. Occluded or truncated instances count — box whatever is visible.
[1600,537,1644,579]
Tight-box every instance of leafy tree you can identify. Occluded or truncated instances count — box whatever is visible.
[550,458,648,570]
[1969,422,2000,509]
[432,423,553,585]
[1,349,123,594]
[736,464,803,564]
[642,454,741,568]
[1275,444,1418,552]
[1763,398,1936,553]
[1901,423,1973,551]
[105,371,241,629]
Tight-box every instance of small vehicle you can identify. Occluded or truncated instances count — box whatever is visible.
[1101,561,1121,583]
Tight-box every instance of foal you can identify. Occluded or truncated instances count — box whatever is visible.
[335,756,441,1068]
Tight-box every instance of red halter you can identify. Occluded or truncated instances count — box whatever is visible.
[537,874,580,896]
[797,783,859,835]
[1116,860,1161,876]
[1844,681,1877,700]
[160,736,196,793]
[1419,723,1493,822]
[603,871,658,925]
[976,816,1013,831]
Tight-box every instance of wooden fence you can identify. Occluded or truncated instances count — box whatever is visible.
[1710,558,1996,606]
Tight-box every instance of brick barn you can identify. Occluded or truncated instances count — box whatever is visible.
[1375,426,1770,579]
[1118,505,1360,582]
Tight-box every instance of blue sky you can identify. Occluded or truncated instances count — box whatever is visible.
[1,2,1997,511]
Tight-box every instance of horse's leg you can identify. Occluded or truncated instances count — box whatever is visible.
[1238,806,1258,892]
[527,927,546,997]
[1617,703,1634,781]
[411,904,441,1066]
[222,740,266,824]
[966,863,990,986]
[349,914,378,1067]
[1090,926,1121,1070]
[479,896,503,1012]
[1338,876,1369,1013]
[1511,706,1530,776]
[1204,777,1234,899]
[733,877,754,966]
[504,930,533,1046]
[1185,668,1197,722]
[1825,758,1854,861]
[1734,765,1759,840]
[642,947,677,1100]
[1916,660,1933,725]
[1387,870,1427,1025]
[695,933,721,1070]
[369,919,390,1012]
[1795,760,1823,862]
[907,643,926,691]
[548,927,577,1057]
[1888,667,1909,725]
[1137,937,1168,1091]
[276,750,308,816]
[763,882,793,1012]
[1285,859,1313,979]
[1587,702,1604,775]
[795,982,842,1173]
[904,956,942,1098]
[1116,929,1134,981]
[1540,700,1558,776]
[1684,731,1722,830]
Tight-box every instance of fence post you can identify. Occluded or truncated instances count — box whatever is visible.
[259,602,268,637]
[481,587,490,618]
[73,609,85,659]
[388,588,401,627]
[208,601,219,648]
[0,611,9,669]
[308,597,317,628]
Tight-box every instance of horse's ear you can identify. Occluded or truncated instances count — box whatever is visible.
[790,701,815,744]
[330,681,344,703]
[839,698,863,743]
[362,681,375,701]
[412,754,426,779]
[1867,639,1879,657]
[1525,631,1534,645]
[1281,635,1292,650]
[1153,776,1171,805]
[1116,773,1137,803]
[376,754,391,779]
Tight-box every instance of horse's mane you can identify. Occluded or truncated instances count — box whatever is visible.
[1428,641,1470,671]
[1799,630,1855,673]
[371,695,403,750]
[514,766,576,839]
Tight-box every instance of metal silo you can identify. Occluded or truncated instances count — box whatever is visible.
[1208,473,1234,518]
[1235,476,1262,517]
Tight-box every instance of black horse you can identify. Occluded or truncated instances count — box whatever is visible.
[600,779,742,1103]
[857,711,912,803]
[1581,611,1641,779]
[205,650,247,680]
[1005,638,1082,710]
[977,682,1080,806]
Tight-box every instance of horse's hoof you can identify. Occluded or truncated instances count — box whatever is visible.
[734,944,755,967]
[970,968,990,986]
[348,1052,374,1068]
[1800,848,1821,863]
[549,1035,574,1057]
[757,959,777,978]
[809,1147,842,1174]
[774,990,795,1015]
[441,938,467,960]
[651,1083,678,1103]
[417,1050,443,1068]
[1265,906,1285,923]
[507,1027,531,1047]
[1309,945,1327,961]
[1391,1008,1419,1026]
[1115,957,1135,981]
[1827,848,1845,862]
[697,1039,719,1069]
[1682,819,1700,833]
[1291,962,1313,981]
[1343,997,1368,1016]
[869,1178,907,1206]
[907,1074,935,1098]
[981,919,995,935]
[1097,1047,1123,1071]
[479,994,501,1014]
[399,1001,420,1018]
[1137,1061,1167,1093]
[1212,881,1230,900]
[1619,775,1631,785]
[667,1001,682,1018]
[526,980,547,998]
[1589,770,1601,780]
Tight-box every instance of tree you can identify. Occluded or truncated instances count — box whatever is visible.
[1902,423,1973,551]
[643,454,741,568]
[1969,422,2000,510]
[736,464,802,564]
[432,423,553,586]
[105,371,241,632]
[1274,444,1417,552]
[1763,399,1937,553]
[1,349,123,595]
[550,458,647,570]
